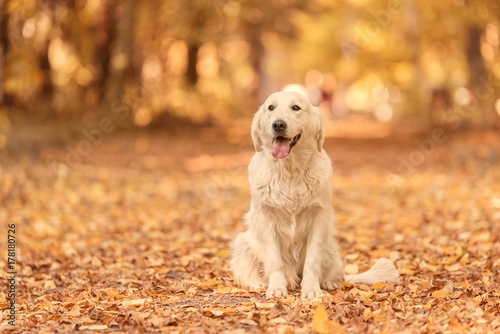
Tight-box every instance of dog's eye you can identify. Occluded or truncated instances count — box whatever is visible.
[292,105,301,111]
[268,105,275,111]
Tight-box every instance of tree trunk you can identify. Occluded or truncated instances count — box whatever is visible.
[101,0,137,110]
[38,37,53,101]
[246,23,264,112]
[186,42,199,86]
[404,0,425,121]
[0,0,11,106]
[467,26,493,128]
[467,27,484,90]
[94,0,117,104]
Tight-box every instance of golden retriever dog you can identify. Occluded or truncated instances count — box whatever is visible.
[230,91,399,299]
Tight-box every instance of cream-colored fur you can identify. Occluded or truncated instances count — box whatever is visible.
[230,91,399,299]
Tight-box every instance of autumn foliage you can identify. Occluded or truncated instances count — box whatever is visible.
[0,121,499,333]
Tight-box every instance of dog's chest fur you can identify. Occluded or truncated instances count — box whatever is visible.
[249,152,331,214]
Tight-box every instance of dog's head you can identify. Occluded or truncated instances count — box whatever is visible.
[251,91,325,159]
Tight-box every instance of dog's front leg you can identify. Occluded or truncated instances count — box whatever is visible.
[250,209,288,298]
[301,210,330,299]
[265,246,287,298]
[262,234,288,298]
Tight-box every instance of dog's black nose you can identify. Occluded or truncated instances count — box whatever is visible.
[272,119,287,132]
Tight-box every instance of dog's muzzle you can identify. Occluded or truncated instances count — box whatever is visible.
[271,133,301,159]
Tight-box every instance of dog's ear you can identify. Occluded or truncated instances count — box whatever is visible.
[315,108,325,152]
[251,108,263,152]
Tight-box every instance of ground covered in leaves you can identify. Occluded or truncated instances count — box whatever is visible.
[1,120,500,333]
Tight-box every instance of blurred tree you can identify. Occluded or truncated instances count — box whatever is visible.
[169,0,222,87]
[237,0,315,109]
[0,0,12,107]
[93,0,117,104]
[1,0,499,128]
[101,0,137,109]
[37,1,54,103]
[0,0,6,106]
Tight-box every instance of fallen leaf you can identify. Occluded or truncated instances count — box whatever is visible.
[214,249,231,258]
[254,301,275,309]
[44,280,56,290]
[344,264,359,275]
[79,324,107,330]
[371,282,386,290]
[363,308,373,321]
[312,304,329,333]
[431,290,450,298]
[208,310,224,317]
[196,277,217,289]
[122,299,146,307]
[270,317,287,324]
[66,307,81,317]
[101,288,128,299]
[363,309,385,322]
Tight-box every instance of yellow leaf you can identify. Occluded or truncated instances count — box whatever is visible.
[431,290,450,298]
[203,277,217,286]
[358,290,377,298]
[363,308,373,321]
[210,310,224,317]
[101,288,127,299]
[344,264,359,275]
[408,284,419,292]
[80,325,107,330]
[372,314,386,322]
[75,316,95,324]
[196,277,217,289]
[122,299,146,307]
[215,285,238,294]
[341,282,353,288]
[254,301,275,309]
[371,282,386,290]
[181,258,191,266]
[202,310,214,317]
[363,309,385,322]
[44,280,56,290]
[312,304,329,334]
[270,317,287,324]
[214,248,231,258]
[66,307,81,317]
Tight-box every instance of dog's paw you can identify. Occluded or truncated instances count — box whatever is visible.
[266,287,287,299]
[320,280,340,290]
[301,286,323,299]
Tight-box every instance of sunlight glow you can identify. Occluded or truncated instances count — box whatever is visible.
[455,87,471,105]
[495,99,500,116]
[346,87,370,111]
[197,43,219,78]
[282,84,308,97]
[374,103,393,122]
[485,23,499,46]
[167,40,188,75]
[22,19,36,38]
[134,108,152,127]
[480,42,495,61]
[372,84,390,103]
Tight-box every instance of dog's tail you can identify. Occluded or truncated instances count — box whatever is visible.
[345,258,399,285]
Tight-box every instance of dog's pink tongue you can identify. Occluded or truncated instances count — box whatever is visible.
[272,137,290,159]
